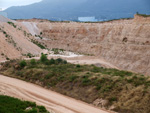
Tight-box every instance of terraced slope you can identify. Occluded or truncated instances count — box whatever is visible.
[20,15,150,75]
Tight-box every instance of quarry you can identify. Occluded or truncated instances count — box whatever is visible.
[0,14,150,113]
[15,14,150,75]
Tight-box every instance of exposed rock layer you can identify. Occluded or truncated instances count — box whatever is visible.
[34,15,150,75]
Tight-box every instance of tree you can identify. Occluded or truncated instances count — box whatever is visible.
[19,60,27,68]
[30,59,36,65]
[49,58,55,64]
[40,53,48,62]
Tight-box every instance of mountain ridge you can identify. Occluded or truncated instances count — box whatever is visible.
[5,0,150,21]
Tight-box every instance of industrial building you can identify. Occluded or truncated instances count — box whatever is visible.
[78,17,98,22]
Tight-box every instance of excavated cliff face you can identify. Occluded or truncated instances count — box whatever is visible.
[33,15,150,75]
[0,18,42,61]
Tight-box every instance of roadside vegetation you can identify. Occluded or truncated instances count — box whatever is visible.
[0,95,49,113]
[136,12,150,17]
[0,55,150,113]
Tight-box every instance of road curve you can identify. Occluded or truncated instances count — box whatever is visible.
[0,75,110,113]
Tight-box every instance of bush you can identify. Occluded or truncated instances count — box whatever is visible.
[76,64,81,68]
[44,60,50,65]
[30,59,36,65]
[31,39,46,49]
[82,76,91,86]
[7,21,16,28]
[56,58,63,64]
[37,106,47,112]
[45,73,54,79]
[19,60,27,68]
[69,75,78,82]
[27,53,33,58]
[49,58,55,64]
[0,95,49,113]
[40,54,48,63]
[6,57,10,60]
[63,60,67,64]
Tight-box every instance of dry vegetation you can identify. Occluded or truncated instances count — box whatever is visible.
[0,55,150,113]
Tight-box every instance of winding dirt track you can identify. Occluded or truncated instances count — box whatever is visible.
[0,75,110,113]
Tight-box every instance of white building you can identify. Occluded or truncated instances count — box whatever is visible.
[78,17,98,22]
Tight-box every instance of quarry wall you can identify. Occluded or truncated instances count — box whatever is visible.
[37,15,150,75]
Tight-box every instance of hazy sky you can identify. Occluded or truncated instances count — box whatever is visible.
[0,0,42,10]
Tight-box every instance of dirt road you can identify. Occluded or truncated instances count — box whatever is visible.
[0,75,110,113]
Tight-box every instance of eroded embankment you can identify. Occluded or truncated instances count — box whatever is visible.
[0,16,42,61]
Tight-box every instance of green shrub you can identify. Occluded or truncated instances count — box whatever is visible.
[27,53,33,58]
[7,21,16,28]
[40,32,43,35]
[63,60,67,64]
[19,60,27,68]
[76,64,81,68]
[56,58,63,64]
[40,54,48,62]
[45,73,54,79]
[37,106,47,112]
[49,58,55,64]
[92,66,100,72]
[44,60,50,65]
[30,59,36,65]
[6,57,10,60]
[31,39,46,49]
[0,95,49,113]
[69,75,78,82]
[81,76,91,86]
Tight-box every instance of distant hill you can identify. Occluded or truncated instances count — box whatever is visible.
[5,0,150,21]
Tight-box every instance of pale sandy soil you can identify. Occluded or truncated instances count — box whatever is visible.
[22,22,39,35]
[63,56,118,69]
[0,15,11,22]
[0,75,112,113]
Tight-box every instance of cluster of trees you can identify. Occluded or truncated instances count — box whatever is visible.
[19,53,67,68]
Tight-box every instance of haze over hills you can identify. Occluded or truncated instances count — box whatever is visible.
[5,0,150,21]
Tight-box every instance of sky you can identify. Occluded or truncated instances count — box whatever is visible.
[0,0,42,10]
